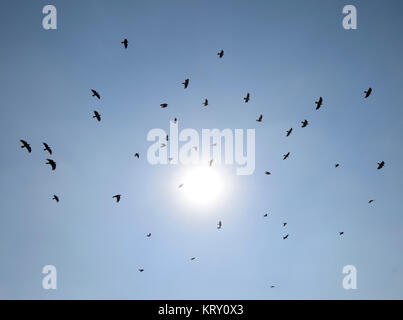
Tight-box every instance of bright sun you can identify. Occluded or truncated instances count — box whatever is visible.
[181,166,224,206]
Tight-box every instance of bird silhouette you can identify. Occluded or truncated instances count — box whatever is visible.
[209,159,213,166]
[377,161,385,170]
[368,200,374,204]
[166,135,169,141]
[256,114,263,122]
[190,257,196,261]
[283,152,290,160]
[178,184,184,188]
[134,153,139,159]
[138,268,144,272]
[46,159,56,171]
[20,139,31,153]
[146,233,151,237]
[270,285,275,288]
[244,93,250,103]
[203,99,208,106]
[339,232,344,236]
[160,103,168,108]
[335,163,340,168]
[161,143,166,148]
[52,195,59,202]
[283,222,287,227]
[283,234,289,240]
[43,142,52,155]
[93,111,101,122]
[217,221,222,229]
[301,119,308,128]
[286,128,292,136]
[121,38,128,48]
[173,118,177,124]
[263,213,268,217]
[91,89,100,99]
[265,171,271,175]
[217,50,224,58]
[364,87,372,98]
[113,194,121,203]
[315,97,323,110]
[182,78,189,89]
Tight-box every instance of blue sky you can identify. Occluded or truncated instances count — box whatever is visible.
[0,0,403,299]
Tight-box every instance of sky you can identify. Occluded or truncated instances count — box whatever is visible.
[0,0,403,299]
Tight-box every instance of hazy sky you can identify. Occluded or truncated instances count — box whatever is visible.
[1,0,403,299]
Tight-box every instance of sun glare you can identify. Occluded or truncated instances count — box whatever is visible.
[181,166,225,207]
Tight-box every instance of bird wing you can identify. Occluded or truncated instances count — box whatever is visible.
[91,90,100,99]
[47,159,56,170]
[20,140,31,151]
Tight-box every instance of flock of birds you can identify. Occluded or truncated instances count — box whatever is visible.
[18,39,385,286]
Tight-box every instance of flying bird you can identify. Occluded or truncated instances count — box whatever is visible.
[46,159,56,171]
[377,161,385,170]
[20,139,31,153]
[203,99,208,106]
[93,111,101,122]
[286,128,293,137]
[43,142,52,155]
[256,114,263,122]
[112,194,121,203]
[178,184,184,188]
[263,213,268,217]
[190,257,196,261]
[364,87,372,98]
[166,135,169,141]
[138,268,144,272]
[270,285,275,288]
[91,89,100,99]
[265,171,271,175]
[209,159,213,167]
[173,118,177,124]
[160,103,168,108]
[283,222,287,227]
[335,163,340,168]
[134,153,139,159]
[244,93,250,103]
[52,195,59,202]
[182,78,189,89]
[146,233,151,237]
[301,119,308,128]
[315,97,323,110]
[160,143,166,148]
[217,50,224,58]
[368,200,374,204]
[217,221,222,229]
[121,38,128,48]
[283,234,289,240]
[283,152,290,160]
[339,232,344,236]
